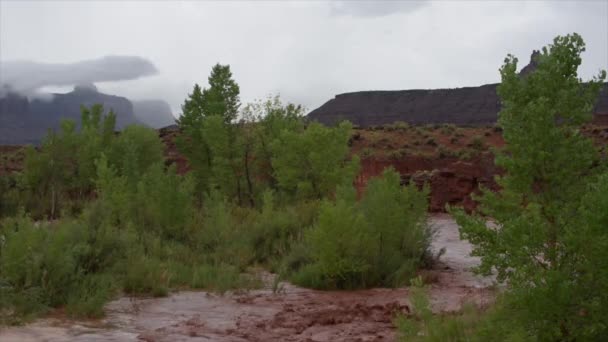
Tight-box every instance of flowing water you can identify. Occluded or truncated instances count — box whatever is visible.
[0,214,495,342]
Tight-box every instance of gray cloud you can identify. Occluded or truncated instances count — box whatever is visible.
[0,1,605,113]
[0,56,158,96]
[329,1,429,17]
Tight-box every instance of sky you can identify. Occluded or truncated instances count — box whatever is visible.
[1,0,607,116]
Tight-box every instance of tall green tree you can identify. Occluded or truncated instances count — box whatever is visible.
[453,33,607,339]
[176,64,241,198]
[241,96,305,197]
[202,64,240,123]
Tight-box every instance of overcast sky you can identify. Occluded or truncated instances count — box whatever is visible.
[1,0,607,115]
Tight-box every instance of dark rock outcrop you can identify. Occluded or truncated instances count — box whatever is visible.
[308,84,502,127]
[518,50,540,77]
[0,85,140,145]
[308,52,608,127]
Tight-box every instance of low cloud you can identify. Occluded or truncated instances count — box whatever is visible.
[329,1,429,17]
[0,55,158,97]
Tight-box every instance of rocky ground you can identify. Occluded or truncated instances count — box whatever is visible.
[0,215,494,342]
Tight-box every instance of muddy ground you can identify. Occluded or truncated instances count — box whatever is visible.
[0,215,495,342]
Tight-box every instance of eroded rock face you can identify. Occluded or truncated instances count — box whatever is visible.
[356,154,501,212]
[158,125,190,175]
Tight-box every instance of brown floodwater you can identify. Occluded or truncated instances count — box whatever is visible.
[0,214,495,342]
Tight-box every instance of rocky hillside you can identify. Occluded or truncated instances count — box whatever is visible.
[3,123,608,212]
[308,53,608,127]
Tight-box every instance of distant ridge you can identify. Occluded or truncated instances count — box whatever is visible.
[308,52,608,127]
[0,85,175,145]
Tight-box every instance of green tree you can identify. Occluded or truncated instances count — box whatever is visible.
[201,64,240,123]
[238,96,305,203]
[75,105,116,199]
[247,96,305,190]
[176,64,241,198]
[107,124,164,186]
[271,121,359,200]
[176,84,213,194]
[453,33,607,339]
[22,120,80,219]
[294,168,430,289]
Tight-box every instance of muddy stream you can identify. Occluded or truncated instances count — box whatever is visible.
[0,214,495,342]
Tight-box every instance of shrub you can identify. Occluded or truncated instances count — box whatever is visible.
[271,121,360,200]
[0,215,114,321]
[470,135,484,150]
[437,145,456,159]
[292,168,430,289]
[440,124,456,135]
[361,148,374,158]
[388,149,406,160]
[393,121,410,131]
[395,277,530,342]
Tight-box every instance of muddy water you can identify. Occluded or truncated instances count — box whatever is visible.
[0,215,495,342]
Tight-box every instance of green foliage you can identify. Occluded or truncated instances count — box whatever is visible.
[470,135,485,151]
[361,147,374,158]
[0,215,114,322]
[437,145,456,159]
[395,278,532,342]
[16,104,161,219]
[292,168,429,289]
[176,64,241,198]
[0,175,19,218]
[385,121,410,131]
[452,33,608,339]
[0,64,433,327]
[440,124,456,135]
[107,124,164,184]
[388,149,406,160]
[271,121,359,200]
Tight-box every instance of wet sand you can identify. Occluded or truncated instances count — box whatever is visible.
[0,214,495,342]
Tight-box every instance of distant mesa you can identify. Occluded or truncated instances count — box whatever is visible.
[73,82,99,93]
[0,83,175,145]
[307,51,608,127]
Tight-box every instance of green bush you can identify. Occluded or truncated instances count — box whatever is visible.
[440,124,456,135]
[271,121,360,200]
[470,135,484,150]
[65,274,114,318]
[292,168,429,289]
[0,216,107,321]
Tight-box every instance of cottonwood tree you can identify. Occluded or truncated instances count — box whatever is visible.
[453,33,607,339]
[177,64,241,199]
[271,121,359,200]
